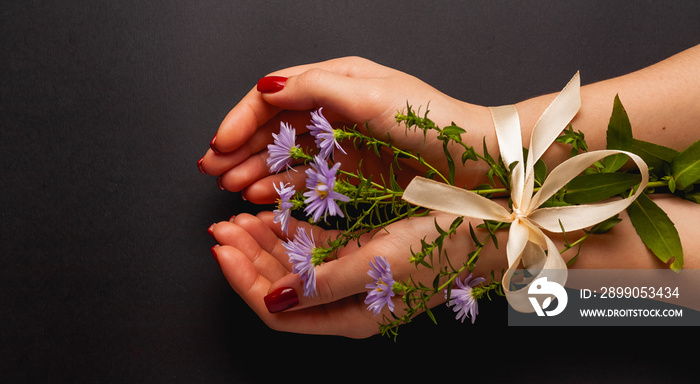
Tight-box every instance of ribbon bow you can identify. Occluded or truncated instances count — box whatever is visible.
[402,72,649,312]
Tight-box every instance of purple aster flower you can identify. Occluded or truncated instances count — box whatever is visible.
[445,274,486,324]
[303,156,350,223]
[282,227,318,297]
[307,108,346,160]
[365,256,396,316]
[273,182,295,235]
[267,122,299,173]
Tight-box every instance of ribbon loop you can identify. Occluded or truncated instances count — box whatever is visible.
[402,72,649,313]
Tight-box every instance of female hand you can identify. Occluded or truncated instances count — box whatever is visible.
[198,56,493,204]
[208,211,507,339]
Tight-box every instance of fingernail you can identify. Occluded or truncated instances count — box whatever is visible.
[210,135,222,154]
[217,176,226,191]
[264,287,299,313]
[257,76,287,93]
[197,158,207,174]
[207,224,215,239]
[211,245,220,263]
[228,215,236,222]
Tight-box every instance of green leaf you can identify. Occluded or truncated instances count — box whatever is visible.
[425,307,437,324]
[443,142,456,185]
[468,223,482,247]
[630,139,678,176]
[461,146,478,164]
[533,159,547,187]
[564,173,642,204]
[556,124,588,156]
[442,123,466,139]
[631,139,678,164]
[626,193,683,272]
[671,139,700,190]
[667,177,676,193]
[681,191,700,204]
[482,137,494,164]
[588,214,622,234]
[605,95,678,176]
[388,165,403,192]
[606,95,634,151]
[600,153,629,173]
[432,273,440,291]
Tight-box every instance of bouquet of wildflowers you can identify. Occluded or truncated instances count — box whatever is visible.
[262,74,700,338]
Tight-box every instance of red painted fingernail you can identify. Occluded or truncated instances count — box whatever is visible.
[211,245,220,263]
[217,176,226,191]
[257,76,287,93]
[210,135,223,154]
[264,287,299,313]
[197,158,206,174]
[207,224,215,239]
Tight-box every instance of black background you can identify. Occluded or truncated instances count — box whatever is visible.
[2,1,699,383]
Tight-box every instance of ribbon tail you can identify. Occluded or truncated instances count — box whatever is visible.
[528,72,581,163]
[402,177,512,222]
[507,220,529,268]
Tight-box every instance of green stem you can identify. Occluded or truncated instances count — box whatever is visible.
[342,129,451,184]
[646,180,669,189]
[436,222,505,292]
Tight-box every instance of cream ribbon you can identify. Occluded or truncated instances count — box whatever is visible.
[402,72,649,312]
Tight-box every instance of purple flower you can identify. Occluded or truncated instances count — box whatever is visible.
[365,256,396,316]
[303,156,350,223]
[267,122,299,173]
[445,274,486,324]
[307,108,346,160]
[282,227,318,297]
[273,182,295,235]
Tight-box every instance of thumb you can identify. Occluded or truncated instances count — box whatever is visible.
[258,67,391,125]
[263,249,375,314]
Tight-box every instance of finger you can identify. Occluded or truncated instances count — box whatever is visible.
[211,87,281,154]
[252,212,339,263]
[200,110,319,174]
[262,232,383,314]
[214,244,274,314]
[222,163,310,203]
[255,211,344,256]
[210,220,289,281]
[229,212,296,271]
[215,134,316,197]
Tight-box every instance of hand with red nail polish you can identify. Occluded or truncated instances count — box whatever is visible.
[199,50,700,199]
[197,56,493,201]
[205,210,512,338]
[206,199,700,337]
